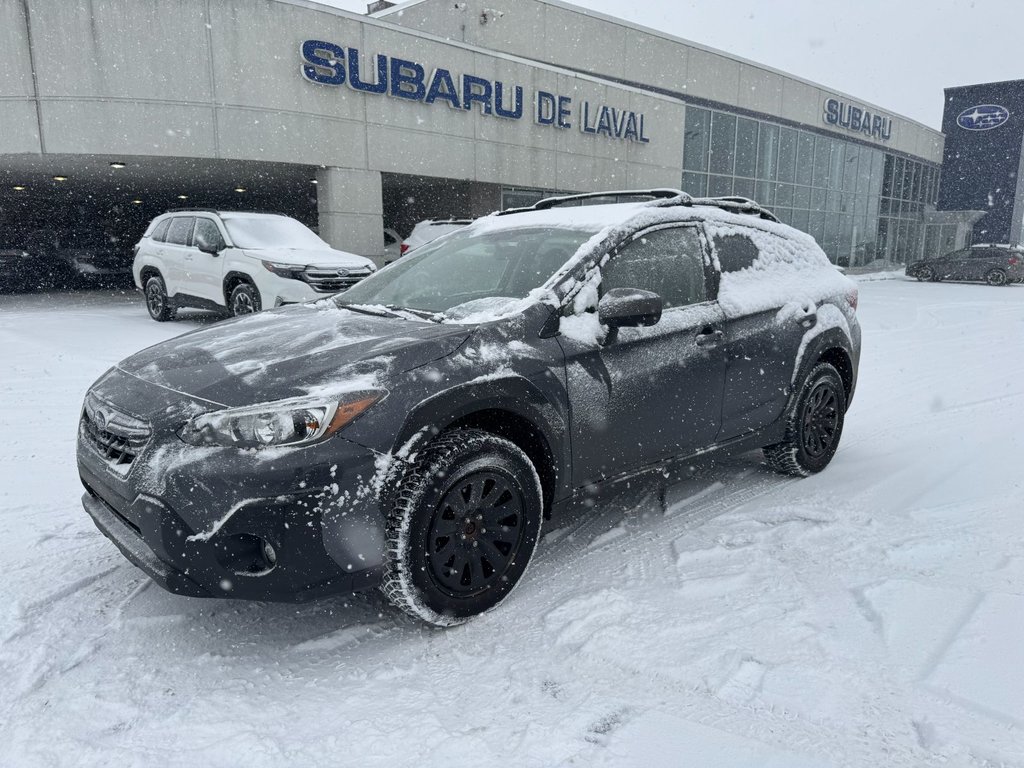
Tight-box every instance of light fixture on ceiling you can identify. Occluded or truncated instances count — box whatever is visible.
[13,185,26,191]
[132,199,143,205]
[109,162,126,169]
[310,178,318,185]
[177,194,188,200]
[53,175,68,182]
[234,187,246,193]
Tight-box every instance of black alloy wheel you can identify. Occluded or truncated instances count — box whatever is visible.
[144,275,175,322]
[763,362,847,476]
[916,266,934,282]
[800,379,840,459]
[986,268,1008,286]
[230,283,261,316]
[381,429,543,626]
[426,470,528,597]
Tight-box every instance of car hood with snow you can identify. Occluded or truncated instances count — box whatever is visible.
[116,303,470,408]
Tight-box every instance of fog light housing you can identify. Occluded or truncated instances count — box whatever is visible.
[215,533,279,576]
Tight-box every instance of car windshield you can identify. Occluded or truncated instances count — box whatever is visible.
[221,215,327,250]
[337,224,599,314]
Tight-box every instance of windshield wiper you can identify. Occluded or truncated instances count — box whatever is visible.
[383,304,446,323]
[335,302,405,319]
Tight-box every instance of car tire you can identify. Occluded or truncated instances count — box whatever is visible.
[985,268,1008,286]
[915,266,935,282]
[381,428,543,627]
[144,275,175,322]
[229,282,261,316]
[763,362,847,477]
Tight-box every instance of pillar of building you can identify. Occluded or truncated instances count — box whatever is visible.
[316,167,384,261]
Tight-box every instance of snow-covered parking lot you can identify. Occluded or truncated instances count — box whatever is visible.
[1,278,1022,767]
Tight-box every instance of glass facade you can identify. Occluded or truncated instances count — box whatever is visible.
[682,106,940,266]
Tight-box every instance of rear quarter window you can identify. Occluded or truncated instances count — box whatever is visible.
[712,232,761,272]
[151,219,171,242]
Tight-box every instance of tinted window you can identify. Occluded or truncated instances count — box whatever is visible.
[151,219,171,242]
[165,217,195,246]
[713,232,761,272]
[193,218,223,250]
[970,248,1000,258]
[603,227,707,309]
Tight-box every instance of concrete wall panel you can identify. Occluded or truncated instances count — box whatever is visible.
[0,1,34,99]
[216,107,367,168]
[0,100,42,154]
[39,101,216,157]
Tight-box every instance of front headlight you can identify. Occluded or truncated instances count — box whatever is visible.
[262,261,305,279]
[179,391,384,448]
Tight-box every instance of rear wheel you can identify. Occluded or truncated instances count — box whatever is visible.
[986,268,1008,286]
[916,266,934,282]
[144,275,175,322]
[381,429,543,626]
[764,362,847,477]
[229,282,261,316]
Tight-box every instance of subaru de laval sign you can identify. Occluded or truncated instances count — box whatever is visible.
[300,40,651,143]
[956,104,1010,131]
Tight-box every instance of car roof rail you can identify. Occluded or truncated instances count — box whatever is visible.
[530,188,690,210]
[162,208,293,217]
[689,196,780,223]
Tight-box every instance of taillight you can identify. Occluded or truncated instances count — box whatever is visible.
[400,243,409,255]
[1009,256,1019,266]
[847,288,858,312]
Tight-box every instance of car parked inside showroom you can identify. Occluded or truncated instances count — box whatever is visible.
[133,210,377,320]
[906,242,1024,285]
[80,190,860,626]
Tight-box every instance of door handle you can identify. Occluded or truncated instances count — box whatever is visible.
[695,327,723,348]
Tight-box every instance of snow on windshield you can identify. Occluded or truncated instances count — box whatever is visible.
[221,215,328,250]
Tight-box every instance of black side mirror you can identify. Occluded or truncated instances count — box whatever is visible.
[598,287,663,328]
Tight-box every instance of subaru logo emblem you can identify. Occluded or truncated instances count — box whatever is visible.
[95,408,109,430]
[957,104,1010,131]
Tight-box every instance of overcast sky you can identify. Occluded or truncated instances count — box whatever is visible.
[314,0,1023,129]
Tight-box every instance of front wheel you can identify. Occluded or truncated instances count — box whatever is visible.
[986,269,1008,286]
[381,429,543,626]
[229,282,261,316]
[916,266,934,282]
[144,275,175,322]
[764,362,847,477]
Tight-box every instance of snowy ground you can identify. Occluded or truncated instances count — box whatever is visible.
[1,279,1022,767]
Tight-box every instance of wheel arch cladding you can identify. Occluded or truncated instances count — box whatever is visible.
[140,266,162,284]
[223,271,254,303]
[817,345,854,406]
[391,378,568,514]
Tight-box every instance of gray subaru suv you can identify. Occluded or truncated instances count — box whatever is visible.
[78,190,861,626]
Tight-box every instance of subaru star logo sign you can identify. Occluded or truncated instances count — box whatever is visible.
[957,104,1010,131]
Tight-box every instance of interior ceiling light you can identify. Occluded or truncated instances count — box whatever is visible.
[109,162,126,169]
[234,187,246,193]
[132,199,143,205]
[53,175,68,182]
[310,178,318,184]
[177,194,188,200]
[13,185,26,191]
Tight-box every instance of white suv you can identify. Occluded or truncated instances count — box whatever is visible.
[133,211,376,321]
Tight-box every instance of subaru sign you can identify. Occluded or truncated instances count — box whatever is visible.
[823,97,892,142]
[300,40,650,144]
[956,104,1010,131]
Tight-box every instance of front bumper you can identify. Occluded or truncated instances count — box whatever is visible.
[77,375,389,602]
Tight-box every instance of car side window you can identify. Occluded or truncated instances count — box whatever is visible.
[165,217,195,246]
[602,227,707,310]
[194,218,224,251]
[151,219,171,242]
[712,231,761,272]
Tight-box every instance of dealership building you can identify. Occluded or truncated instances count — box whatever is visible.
[0,0,992,273]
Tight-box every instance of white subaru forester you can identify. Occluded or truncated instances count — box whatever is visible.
[132,211,376,321]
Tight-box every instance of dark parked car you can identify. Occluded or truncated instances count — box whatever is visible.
[906,243,1024,285]
[78,190,861,626]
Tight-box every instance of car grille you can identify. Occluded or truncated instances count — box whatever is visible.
[302,266,374,293]
[80,394,151,475]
